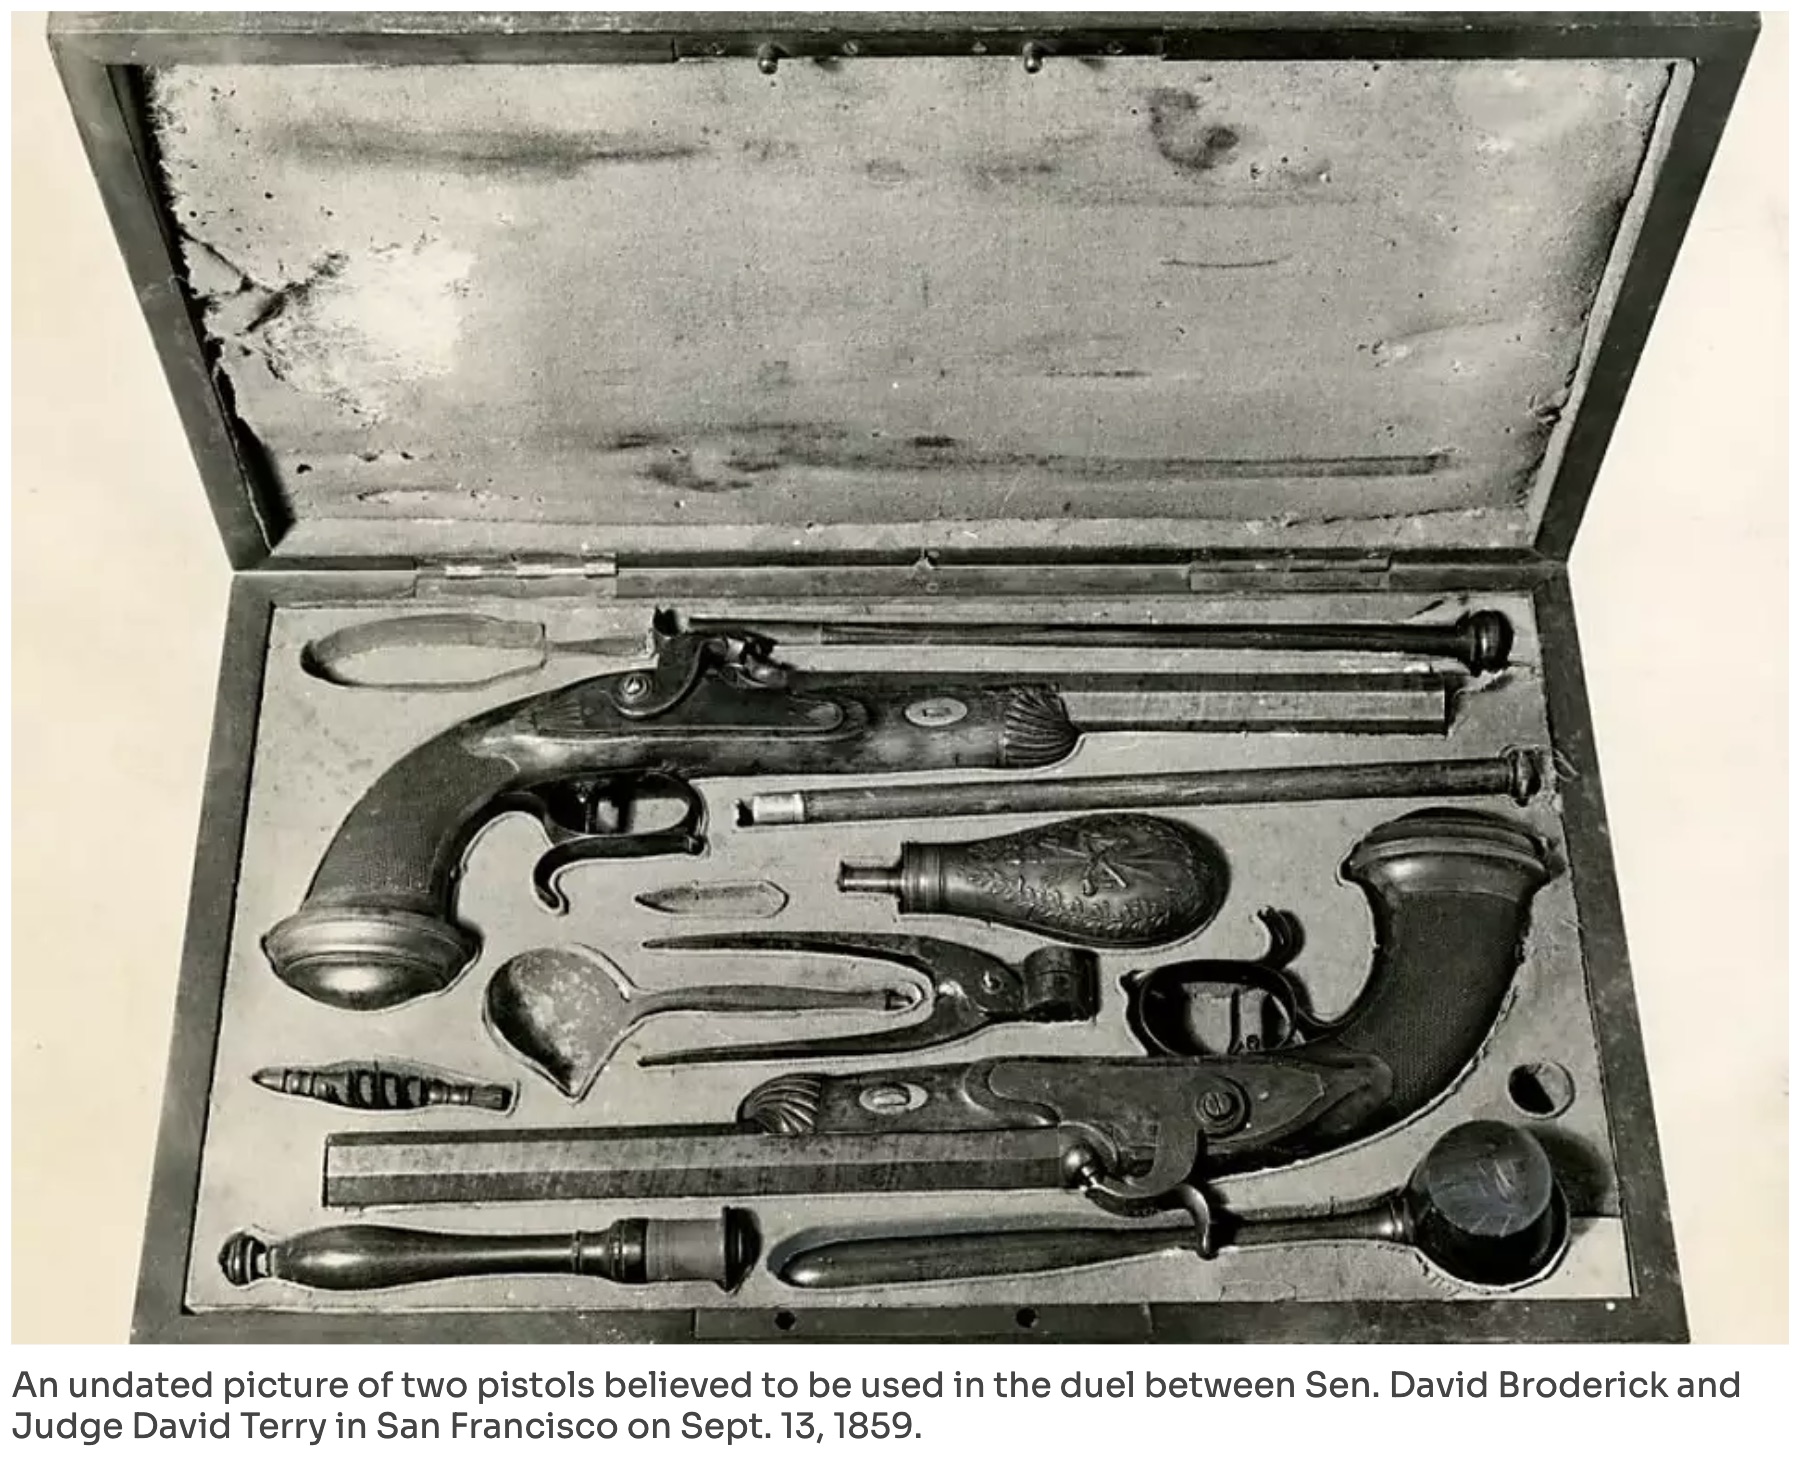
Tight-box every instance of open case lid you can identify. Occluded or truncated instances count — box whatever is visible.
[53,11,1756,573]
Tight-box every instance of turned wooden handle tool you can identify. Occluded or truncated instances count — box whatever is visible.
[252,1060,514,1113]
[221,1209,760,1292]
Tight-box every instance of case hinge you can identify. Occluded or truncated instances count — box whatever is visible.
[1186,554,1392,592]
[414,556,619,599]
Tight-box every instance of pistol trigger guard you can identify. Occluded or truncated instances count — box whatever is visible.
[524,774,709,913]
[1122,907,1325,1057]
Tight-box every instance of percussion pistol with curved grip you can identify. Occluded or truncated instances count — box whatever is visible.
[325,810,1553,1212]
[264,616,1086,1012]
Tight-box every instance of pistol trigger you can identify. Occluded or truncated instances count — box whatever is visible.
[1234,986,1299,1055]
[511,777,630,840]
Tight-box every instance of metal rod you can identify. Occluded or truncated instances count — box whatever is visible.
[771,1209,1398,1289]
[689,609,1513,674]
[740,748,1543,827]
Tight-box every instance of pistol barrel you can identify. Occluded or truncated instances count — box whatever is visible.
[325,1128,1077,1208]
[740,749,1542,827]
[690,609,1513,675]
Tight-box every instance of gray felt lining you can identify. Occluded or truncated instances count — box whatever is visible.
[187,591,1628,1314]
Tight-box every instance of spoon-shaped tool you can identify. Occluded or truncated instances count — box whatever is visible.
[484,946,922,1100]
[776,1120,1569,1291]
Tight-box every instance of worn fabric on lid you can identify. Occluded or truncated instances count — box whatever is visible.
[150,57,1676,555]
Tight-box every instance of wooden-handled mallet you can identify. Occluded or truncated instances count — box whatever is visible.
[221,1209,760,1293]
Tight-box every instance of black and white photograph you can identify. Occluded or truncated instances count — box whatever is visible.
[11,9,1786,1352]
